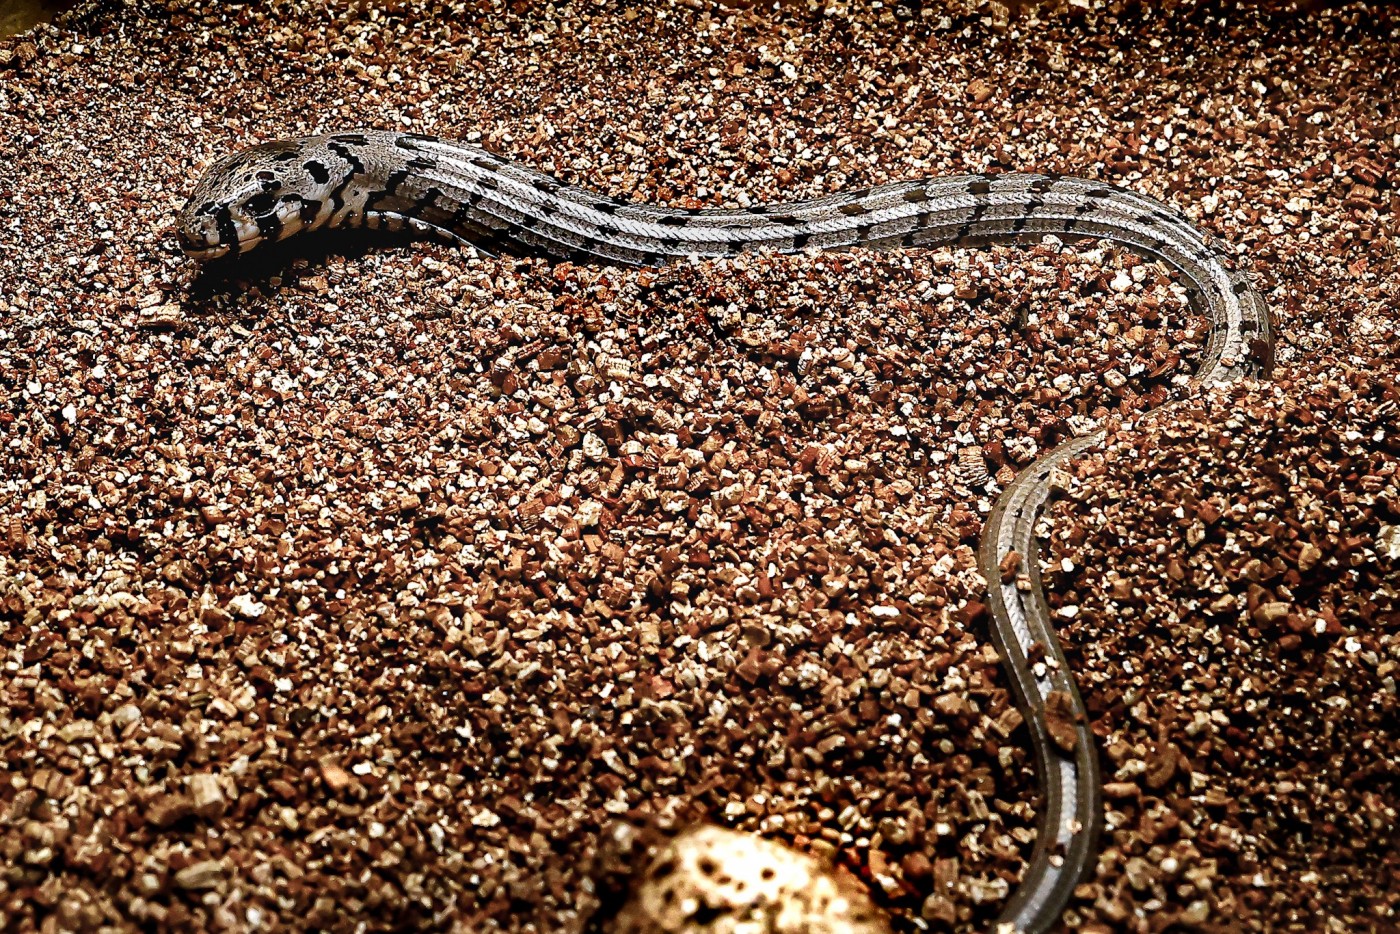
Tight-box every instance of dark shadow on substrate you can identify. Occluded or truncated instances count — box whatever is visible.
[182,227,511,303]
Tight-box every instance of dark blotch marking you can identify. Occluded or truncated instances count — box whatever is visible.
[533,178,561,195]
[255,211,282,239]
[903,187,931,203]
[961,202,992,237]
[243,191,280,217]
[1013,198,1045,232]
[383,169,411,195]
[450,202,479,231]
[968,178,993,196]
[840,202,870,217]
[325,141,365,216]
[594,202,620,215]
[329,133,370,146]
[692,906,723,925]
[407,156,439,172]
[410,186,445,216]
[363,169,410,213]
[791,232,811,249]
[658,215,689,227]
[298,198,322,224]
[303,160,331,185]
[471,157,501,172]
[326,141,365,175]
[475,229,516,257]
[215,205,240,253]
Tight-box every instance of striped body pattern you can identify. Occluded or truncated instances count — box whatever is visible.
[178,129,1274,934]
[177,130,1264,386]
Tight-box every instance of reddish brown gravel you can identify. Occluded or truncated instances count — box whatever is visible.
[1042,370,1399,932]
[0,2,1396,932]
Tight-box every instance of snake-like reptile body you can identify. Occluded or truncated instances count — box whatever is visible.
[178,130,1275,933]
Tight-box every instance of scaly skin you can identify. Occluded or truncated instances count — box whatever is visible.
[178,129,1275,933]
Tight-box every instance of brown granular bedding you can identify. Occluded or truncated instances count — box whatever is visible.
[1,1,1396,931]
[1043,370,1398,932]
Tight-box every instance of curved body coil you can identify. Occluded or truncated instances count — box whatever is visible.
[179,129,1275,933]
